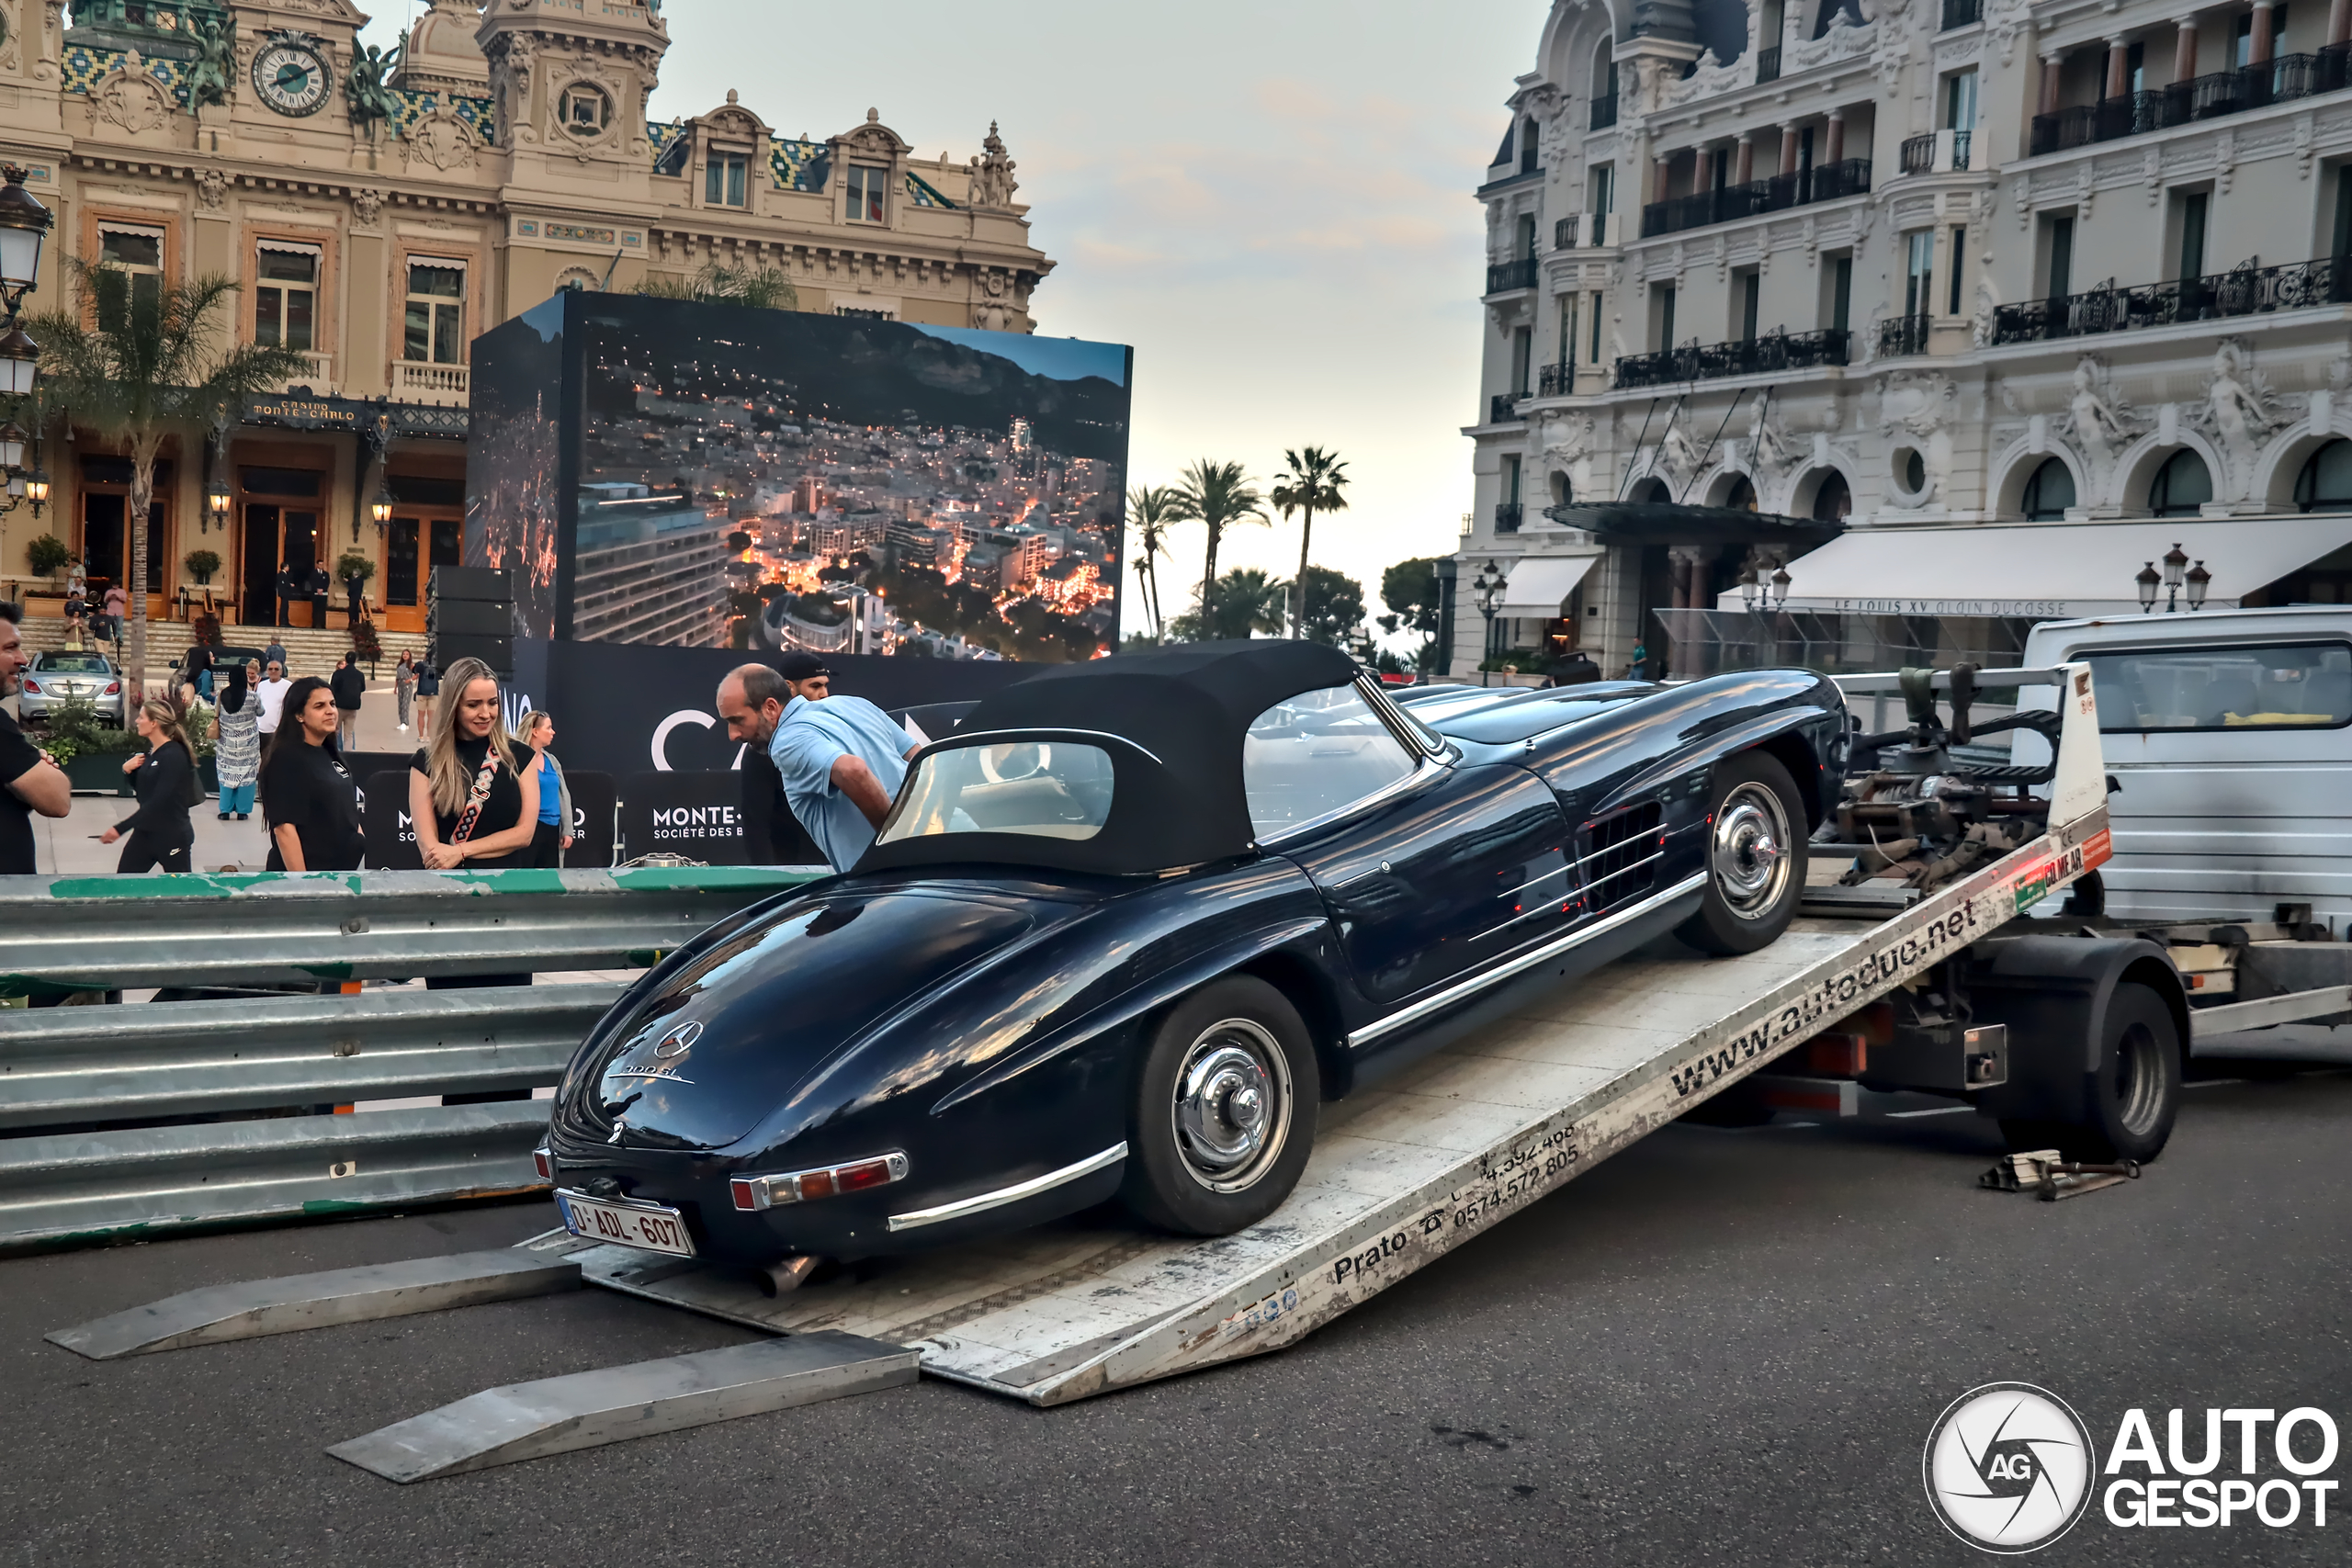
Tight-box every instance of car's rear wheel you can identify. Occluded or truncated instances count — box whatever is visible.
[1677,750,1807,955]
[1122,976,1319,1235]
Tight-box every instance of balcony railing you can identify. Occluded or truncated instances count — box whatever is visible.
[1590,93,1619,130]
[1496,502,1524,534]
[1486,257,1540,295]
[277,353,334,392]
[1756,46,1781,85]
[1877,312,1932,358]
[1898,130,1973,176]
[1538,361,1575,396]
[2030,47,2352,157]
[1613,327,1851,390]
[392,360,470,404]
[1554,212,1612,248]
[1641,158,1871,240]
[1939,0,1981,29]
[1952,130,1972,169]
[1489,392,1528,423]
[1990,254,2351,345]
[1900,134,1935,175]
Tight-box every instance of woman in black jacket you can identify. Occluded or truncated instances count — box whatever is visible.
[100,698,198,873]
[259,676,366,872]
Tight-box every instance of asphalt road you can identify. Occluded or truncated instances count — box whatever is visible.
[4,1046,2346,1568]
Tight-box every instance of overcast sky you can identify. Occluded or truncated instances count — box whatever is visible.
[362,1,1541,636]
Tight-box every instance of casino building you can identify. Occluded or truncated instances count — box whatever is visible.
[0,0,1054,636]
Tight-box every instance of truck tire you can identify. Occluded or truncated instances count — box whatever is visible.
[2000,980,2180,1162]
[1122,976,1319,1236]
[1678,750,1808,956]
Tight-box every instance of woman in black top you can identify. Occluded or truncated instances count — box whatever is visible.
[407,656,539,871]
[101,698,198,873]
[259,676,365,872]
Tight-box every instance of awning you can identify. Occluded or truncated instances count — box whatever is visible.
[1498,554,1597,615]
[1741,516,2352,619]
[1544,502,1845,551]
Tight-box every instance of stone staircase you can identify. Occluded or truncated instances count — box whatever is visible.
[17,613,427,681]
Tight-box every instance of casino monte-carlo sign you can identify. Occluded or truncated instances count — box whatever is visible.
[242,393,468,440]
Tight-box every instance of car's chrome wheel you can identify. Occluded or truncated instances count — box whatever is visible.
[1711,781,1792,922]
[1170,1019,1293,1194]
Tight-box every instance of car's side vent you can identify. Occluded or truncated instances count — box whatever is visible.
[1578,802,1666,914]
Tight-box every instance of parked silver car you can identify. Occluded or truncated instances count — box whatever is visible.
[19,651,125,728]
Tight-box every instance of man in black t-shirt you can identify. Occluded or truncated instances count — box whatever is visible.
[0,604,73,874]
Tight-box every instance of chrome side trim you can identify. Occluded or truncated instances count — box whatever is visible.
[886,1143,1129,1232]
[1347,873,1706,1050]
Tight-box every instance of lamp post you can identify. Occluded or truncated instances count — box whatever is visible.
[1471,559,1505,680]
[206,479,232,533]
[2135,546,2206,613]
[2135,560,2161,612]
[0,165,51,525]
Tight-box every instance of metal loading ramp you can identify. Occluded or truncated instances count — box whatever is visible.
[535,807,2104,1407]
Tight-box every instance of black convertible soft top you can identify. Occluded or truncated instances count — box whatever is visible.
[854,639,1361,876]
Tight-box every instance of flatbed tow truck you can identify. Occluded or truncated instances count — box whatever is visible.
[45,661,2352,1482]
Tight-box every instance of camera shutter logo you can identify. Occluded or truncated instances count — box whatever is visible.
[1923,1382,2095,1553]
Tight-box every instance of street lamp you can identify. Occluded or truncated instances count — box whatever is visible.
[206,479,232,532]
[0,325,36,397]
[2185,558,2210,611]
[2162,542,2189,613]
[371,485,394,527]
[0,421,24,470]
[2135,560,2161,613]
[23,465,46,519]
[0,165,52,301]
[1471,559,1506,674]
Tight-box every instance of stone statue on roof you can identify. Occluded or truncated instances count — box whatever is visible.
[347,39,406,140]
[969,121,1019,210]
[187,13,237,109]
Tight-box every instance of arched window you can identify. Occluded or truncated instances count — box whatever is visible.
[1549,469,1572,507]
[1593,42,1617,102]
[1629,476,1671,504]
[2295,439,2352,513]
[2149,449,2214,517]
[2020,458,2075,521]
[1722,475,1757,512]
[1521,118,1540,175]
[1808,469,1850,523]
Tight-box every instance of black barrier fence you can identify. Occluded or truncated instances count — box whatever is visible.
[621,771,751,864]
[362,765,838,868]
[364,769,617,869]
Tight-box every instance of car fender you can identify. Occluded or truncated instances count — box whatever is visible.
[1586,704,1838,824]
[929,909,1340,1117]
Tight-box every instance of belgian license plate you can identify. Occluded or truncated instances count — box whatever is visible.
[556,1190,697,1257]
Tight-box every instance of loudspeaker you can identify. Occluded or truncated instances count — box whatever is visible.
[425,599,511,637]
[431,633,513,671]
[427,566,514,604]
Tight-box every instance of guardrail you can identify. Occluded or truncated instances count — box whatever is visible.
[0,864,822,1251]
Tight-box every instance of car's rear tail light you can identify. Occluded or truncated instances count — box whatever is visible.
[731,1151,909,1211]
[532,1145,554,1181]
[20,679,37,694]
[103,682,120,694]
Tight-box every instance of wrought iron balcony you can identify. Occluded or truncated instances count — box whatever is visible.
[1640,158,1871,240]
[1900,134,1935,175]
[1613,327,1851,390]
[1756,46,1781,85]
[1554,212,1611,248]
[1952,130,1972,169]
[1486,257,1540,295]
[1489,392,1529,423]
[1538,361,1575,396]
[1495,502,1524,535]
[1877,313,1931,358]
[2030,48,2352,157]
[1990,254,2351,345]
[1589,93,1619,130]
[1939,0,1981,29]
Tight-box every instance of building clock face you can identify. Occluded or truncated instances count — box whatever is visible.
[252,39,333,117]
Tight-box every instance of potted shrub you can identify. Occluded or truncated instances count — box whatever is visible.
[184,547,221,586]
[43,696,144,795]
[28,533,71,585]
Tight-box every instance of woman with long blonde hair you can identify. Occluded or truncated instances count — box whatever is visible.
[407,656,539,872]
[100,696,198,873]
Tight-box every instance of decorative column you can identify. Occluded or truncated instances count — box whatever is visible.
[2330,0,2351,47]
[2104,36,2130,98]
[2248,0,2276,64]
[1735,130,1755,186]
[1654,152,1674,204]
[2175,15,2201,80]
[1824,108,1846,165]
[1777,121,1799,175]
[2039,53,2064,117]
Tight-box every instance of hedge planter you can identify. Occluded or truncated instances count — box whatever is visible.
[63,755,138,795]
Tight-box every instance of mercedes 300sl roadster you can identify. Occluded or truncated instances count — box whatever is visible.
[544,641,1845,1269]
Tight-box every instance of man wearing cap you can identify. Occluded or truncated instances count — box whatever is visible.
[717,653,916,870]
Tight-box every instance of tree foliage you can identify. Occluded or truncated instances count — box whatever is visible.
[1377,556,1447,671]
[634,265,799,311]
[1294,563,1365,647]
[1125,483,1180,638]
[1164,459,1265,616]
[1270,446,1350,636]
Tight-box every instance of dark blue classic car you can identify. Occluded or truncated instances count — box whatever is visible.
[545,642,1844,1271]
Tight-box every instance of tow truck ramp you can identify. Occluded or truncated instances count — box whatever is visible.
[49,667,2115,1472]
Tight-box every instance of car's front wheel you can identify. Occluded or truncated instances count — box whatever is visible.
[1121,976,1319,1235]
[1677,750,1807,955]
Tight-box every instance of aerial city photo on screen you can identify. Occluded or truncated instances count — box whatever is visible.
[468,294,1134,661]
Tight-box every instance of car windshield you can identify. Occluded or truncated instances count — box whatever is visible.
[2084,641,2352,731]
[876,740,1116,844]
[1242,682,1418,836]
[36,655,110,673]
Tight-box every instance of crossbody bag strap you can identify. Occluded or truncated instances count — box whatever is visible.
[447,749,503,845]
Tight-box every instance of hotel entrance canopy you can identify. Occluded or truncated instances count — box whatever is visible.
[1746,515,2352,620]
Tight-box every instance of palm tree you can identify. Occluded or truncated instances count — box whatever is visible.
[1125,483,1179,637]
[1204,568,1287,639]
[1165,458,1265,626]
[1271,446,1350,637]
[635,264,798,310]
[29,264,312,700]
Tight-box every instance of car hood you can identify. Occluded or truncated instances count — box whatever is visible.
[562,885,1052,1150]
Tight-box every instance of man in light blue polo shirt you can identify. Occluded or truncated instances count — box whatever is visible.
[768,676,920,872]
